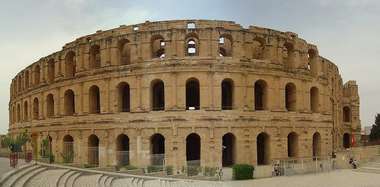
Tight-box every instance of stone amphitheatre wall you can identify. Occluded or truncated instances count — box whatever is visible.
[8,20,360,169]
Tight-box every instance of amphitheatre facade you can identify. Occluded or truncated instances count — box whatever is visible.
[8,20,360,170]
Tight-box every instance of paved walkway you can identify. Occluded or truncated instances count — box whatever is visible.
[0,157,26,176]
[223,169,380,187]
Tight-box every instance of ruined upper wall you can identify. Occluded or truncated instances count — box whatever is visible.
[10,19,345,98]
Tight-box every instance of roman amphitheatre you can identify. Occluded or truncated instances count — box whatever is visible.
[8,20,360,173]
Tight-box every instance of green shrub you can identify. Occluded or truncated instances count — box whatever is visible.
[124,165,138,170]
[165,166,173,175]
[187,166,201,176]
[147,165,163,173]
[232,164,254,180]
[204,167,217,177]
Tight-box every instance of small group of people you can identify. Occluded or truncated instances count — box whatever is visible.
[349,157,358,169]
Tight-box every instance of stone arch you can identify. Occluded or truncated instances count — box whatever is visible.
[63,135,74,163]
[219,34,233,57]
[310,87,319,113]
[117,82,130,112]
[47,59,55,83]
[185,33,199,56]
[343,106,352,122]
[16,103,21,122]
[285,83,297,111]
[151,35,166,58]
[32,97,39,120]
[34,65,40,85]
[284,42,295,68]
[287,132,299,158]
[89,85,101,114]
[222,132,236,167]
[118,39,131,65]
[23,101,28,121]
[89,45,101,69]
[88,134,99,166]
[308,49,317,73]
[150,133,165,165]
[46,94,54,117]
[255,80,268,110]
[312,132,321,157]
[65,51,76,78]
[221,79,234,110]
[25,70,30,88]
[257,132,270,165]
[64,89,75,116]
[116,134,130,166]
[186,78,200,110]
[252,37,265,59]
[343,133,351,148]
[186,133,201,166]
[151,79,165,111]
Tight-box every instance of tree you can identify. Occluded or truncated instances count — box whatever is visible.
[2,130,29,153]
[369,114,380,142]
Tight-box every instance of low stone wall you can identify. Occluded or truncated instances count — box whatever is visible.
[335,145,380,169]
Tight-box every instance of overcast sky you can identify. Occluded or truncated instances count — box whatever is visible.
[0,0,379,134]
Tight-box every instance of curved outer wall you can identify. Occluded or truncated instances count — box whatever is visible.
[8,20,360,168]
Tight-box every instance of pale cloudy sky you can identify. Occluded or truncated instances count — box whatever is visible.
[0,0,379,134]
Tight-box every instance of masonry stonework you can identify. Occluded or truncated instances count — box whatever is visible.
[8,20,360,170]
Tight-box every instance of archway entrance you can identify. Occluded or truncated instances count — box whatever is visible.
[222,133,235,167]
[116,134,130,166]
[221,80,233,110]
[88,134,99,166]
[63,135,74,163]
[312,132,321,158]
[186,133,201,166]
[287,132,298,158]
[150,134,165,165]
[343,133,351,149]
[151,80,165,111]
[257,132,270,165]
[186,79,200,110]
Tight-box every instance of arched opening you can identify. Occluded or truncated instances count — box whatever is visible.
[47,59,55,83]
[65,51,76,78]
[23,101,28,121]
[117,82,130,112]
[187,22,196,29]
[252,37,265,59]
[25,71,29,88]
[257,132,270,165]
[310,87,319,113]
[308,49,317,73]
[17,76,21,92]
[12,106,16,123]
[118,39,131,65]
[46,94,54,117]
[186,78,200,110]
[343,133,351,149]
[89,45,101,69]
[222,133,235,167]
[16,104,21,122]
[150,133,165,165]
[116,134,130,166]
[287,132,299,158]
[34,65,40,85]
[186,38,198,56]
[63,135,74,163]
[312,132,321,158]
[32,98,39,120]
[343,106,352,122]
[219,35,233,57]
[151,35,165,58]
[285,83,297,111]
[88,134,99,166]
[284,42,294,68]
[64,89,75,116]
[255,80,267,110]
[221,79,233,110]
[89,85,100,114]
[186,133,201,166]
[151,80,165,111]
